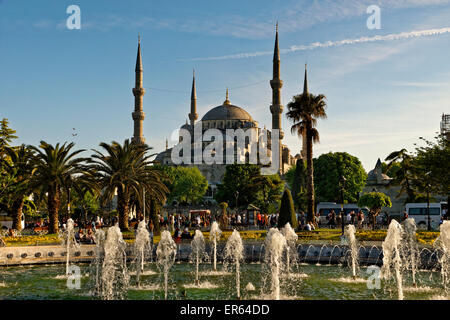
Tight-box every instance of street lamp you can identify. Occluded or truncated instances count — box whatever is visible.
[235,190,239,210]
[425,171,432,231]
[339,175,347,235]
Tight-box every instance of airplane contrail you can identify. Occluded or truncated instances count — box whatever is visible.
[181,27,450,62]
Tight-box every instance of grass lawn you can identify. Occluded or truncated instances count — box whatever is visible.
[1,228,441,247]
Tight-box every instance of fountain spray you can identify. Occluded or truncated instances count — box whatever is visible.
[402,218,419,286]
[133,220,151,287]
[223,229,244,299]
[156,230,177,300]
[190,230,207,285]
[437,221,450,291]
[61,218,77,275]
[263,228,287,300]
[281,223,298,275]
[344,224,358,279]
[209,221,222,271]
[381,220,404,300]
[99,224,129,300]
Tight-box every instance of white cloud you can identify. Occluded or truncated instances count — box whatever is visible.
[183,27,450,61]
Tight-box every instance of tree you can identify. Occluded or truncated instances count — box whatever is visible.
[28,141,87,234]
[286,68,327,223]
[314,152,367,203]
[218,202,229,228]
[252,174,284,213]
[162,166,208,204]
[0,119,18,200]
[214,164,261,208]
[385,149,417,203]
[286,159,308,211]
[278,189,298,229]
[0,118,18,160]
[89,139,168,231]
[358,192,392,230]
[3,145,36,230]
[358,192,392,212]
[413,134,450,205]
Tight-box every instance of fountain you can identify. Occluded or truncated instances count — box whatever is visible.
[402,218,419,286]
[437,221,450,290]
[133,220,151,287]
[97,224,129,300]
[190,230,207,285]
[344,224,358,279]
[91,228,106,295]
[262,228,287,300]
[381,220,404,300]
[209,221,222,271]
[156,230,177,300]
[60,218,78,276]
[281,223,298,274]
[223,229,244,299]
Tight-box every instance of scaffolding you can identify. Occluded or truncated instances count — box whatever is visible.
[441,114,450,139]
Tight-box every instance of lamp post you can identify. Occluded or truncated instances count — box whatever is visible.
[235,190,239,210]
[339,175,347,235]
[425,171,432,231]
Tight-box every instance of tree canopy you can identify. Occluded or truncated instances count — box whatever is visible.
[278,189,298,229]
[358,192,392,213]
[313,152,367,203]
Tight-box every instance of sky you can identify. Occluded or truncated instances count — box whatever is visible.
[1,0,449,172]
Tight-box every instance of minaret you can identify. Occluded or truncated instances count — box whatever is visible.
[301,64,308,160]
[132,35,146,145]
[188,70,198,127]
[270,23,284,174]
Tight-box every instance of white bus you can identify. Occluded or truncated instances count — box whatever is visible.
[0,212,25,230]
[404,202,446,230]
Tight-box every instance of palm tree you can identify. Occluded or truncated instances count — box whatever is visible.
[28,141,87,234]
[385,149,416,202]
[286,66,327,223]
[89,139,168,231]
[4,145,36,230]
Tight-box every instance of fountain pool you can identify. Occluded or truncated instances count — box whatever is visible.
[0,260,447,300]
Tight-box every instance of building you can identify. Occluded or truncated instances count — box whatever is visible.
[154,26,301,202]
[441,113,450,140]
[362,158,406,216]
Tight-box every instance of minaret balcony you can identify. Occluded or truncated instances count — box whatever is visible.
[270,79,283,89]
[132,111,146,121]
[132,87,146,96]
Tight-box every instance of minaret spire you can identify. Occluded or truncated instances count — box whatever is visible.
[224,88,230,105]
[270,23,284,174]
[189,69,198,127]
[301,63,309,160]
[132,35,146,145]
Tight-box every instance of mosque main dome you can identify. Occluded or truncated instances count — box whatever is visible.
[201,103,254,122]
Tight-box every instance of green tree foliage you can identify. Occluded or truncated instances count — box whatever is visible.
[2,145,36,230]
[158,166,208,204]
[358,192,392,213]
[88,139,168,231]
[214,164,284,211]
[286,88,327,222]
[214,164,261,208]
[252,174,284,213]
[28,141,87,234]
[413,134,450,205]
[313,152,367,203]
[278,189,298,229]
[0,118,17,159]
[286,159,308,211]
[385,149,417,203]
